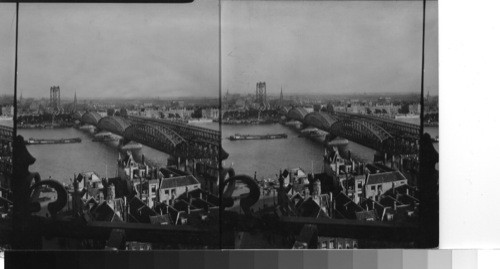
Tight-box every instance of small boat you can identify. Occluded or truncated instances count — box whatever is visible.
[229,133,288,141]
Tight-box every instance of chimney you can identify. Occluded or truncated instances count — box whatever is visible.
[329,192,333,217]
[126,201,130,222]
[393,200,397,211]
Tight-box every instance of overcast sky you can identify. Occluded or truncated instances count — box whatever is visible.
[2,1,438,99]
[222,1,438,96]
[0,3,16,97]
[11,1,219,99]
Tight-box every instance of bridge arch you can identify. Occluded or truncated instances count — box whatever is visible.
[81,111,102,126]
[97,116,131,135]
[123,123,186,156]
[303,112,338,131]
[330,119,393,152]
[287,107,309,121]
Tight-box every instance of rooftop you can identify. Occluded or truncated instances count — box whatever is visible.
[160,175,200,189]
[366,171,406,186]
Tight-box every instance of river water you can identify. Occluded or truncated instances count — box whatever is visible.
[18,122,220,184]
[223,123,439,180]
[17,121,437,184]
[222,124,378,180]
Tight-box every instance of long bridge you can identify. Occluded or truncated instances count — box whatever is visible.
[282,106,420,155]
[75,112,224,161]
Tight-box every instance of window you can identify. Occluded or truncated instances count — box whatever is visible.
[370,185,375,191]
[357,182,362,189]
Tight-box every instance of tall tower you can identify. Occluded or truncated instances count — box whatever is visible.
[73,91,77,112]
[49,86,61,111]
[255,82,267,106]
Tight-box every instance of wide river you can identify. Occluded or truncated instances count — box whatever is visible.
[18,122,219,184]
[223,123,438,180]
[18,121,437,183]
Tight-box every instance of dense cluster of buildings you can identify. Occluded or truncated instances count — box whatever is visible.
[246,144,420,249]
[56,151,220,249]
[17,87,220,124]
[222,84,433,126]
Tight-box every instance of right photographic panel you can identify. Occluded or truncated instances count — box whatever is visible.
[221,0,438,249]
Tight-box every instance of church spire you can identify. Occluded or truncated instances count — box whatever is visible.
[280,85,283,107]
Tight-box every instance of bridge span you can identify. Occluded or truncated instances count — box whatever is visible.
[284,107,420,155]
[76,112,224,161]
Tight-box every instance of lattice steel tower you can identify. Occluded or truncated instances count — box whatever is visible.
[50,86,61,111]
[255,82,266,105]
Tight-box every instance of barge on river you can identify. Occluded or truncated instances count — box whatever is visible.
[25,137,82,145]
[229,133,288,141]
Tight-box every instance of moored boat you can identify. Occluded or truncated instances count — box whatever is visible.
[229,133,288,141]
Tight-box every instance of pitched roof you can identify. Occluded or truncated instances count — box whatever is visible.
[378,195,403,208]
[160,175,200,189]
[92,202,123,222]
[160,167,188,178]
[359,198,386,219]
[333,192,364,219]
[296,197,329,219]
[384,184,419,198]
[177,188,219,206]
[172,199,196,212]
[366,171,406,186]
[128,196,158,223]
[355,210,378,221]
[154,203,180,221]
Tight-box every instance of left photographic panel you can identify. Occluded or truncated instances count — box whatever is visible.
[13,1,221,250]
[0,2,15,250]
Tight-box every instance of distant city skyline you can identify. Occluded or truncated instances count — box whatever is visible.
[10,2,219,99]
[222,1,438,96]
